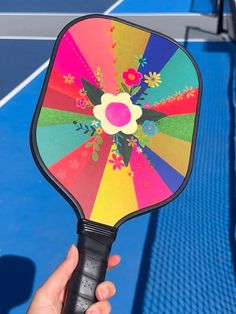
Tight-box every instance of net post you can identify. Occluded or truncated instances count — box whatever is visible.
[216,0,225,34]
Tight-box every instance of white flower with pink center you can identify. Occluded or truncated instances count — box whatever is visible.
[93,93,142,135]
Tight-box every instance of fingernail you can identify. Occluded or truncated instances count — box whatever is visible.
[98,288,109,300]
[66,245,74,259]
[87,309,100,314]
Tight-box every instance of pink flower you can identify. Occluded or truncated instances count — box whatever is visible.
[76,97,87,109]
[108,154,125,170]
[144,101,151,109]
[122,68,143,86]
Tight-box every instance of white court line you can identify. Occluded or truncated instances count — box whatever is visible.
[0,0,126,107]
[0,12,81,16]
[0,60,49,108]
[1,3,221,106]
[104,0,125,14]
[0,36,56,40]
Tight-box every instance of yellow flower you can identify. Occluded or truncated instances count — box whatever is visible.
[93,92,142,135]
[144,72,162,88]
[96,127,103,135]
[63,73,75,84]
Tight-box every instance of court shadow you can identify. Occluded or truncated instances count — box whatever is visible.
[0,255,36,314]
[132,211,159,314]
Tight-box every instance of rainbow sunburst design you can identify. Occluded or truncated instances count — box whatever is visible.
[34,16,201,226]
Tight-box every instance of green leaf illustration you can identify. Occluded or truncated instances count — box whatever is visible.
[121,82,130,94]
[96,135,103,144]
[92,151,99,161]
[131,86,141,96]
[85,142,93,148]
[81,78,104,106]
[93,143,100,151]
[116,133,133,167]
[137,109,167,124]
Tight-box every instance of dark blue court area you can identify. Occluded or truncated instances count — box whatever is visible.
[0,0,117,13]
[0,1,236,313]
[0,40,54,100]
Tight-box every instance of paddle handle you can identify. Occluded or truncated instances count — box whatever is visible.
[62,220,117,314]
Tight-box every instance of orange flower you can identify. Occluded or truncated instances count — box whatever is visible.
[96,128,103,135]
[63,73,75,84]
[127,170,134,177]
[126,136,137,147]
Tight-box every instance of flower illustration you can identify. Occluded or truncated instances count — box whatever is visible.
[175,91,183,101]
[93,92,142,135]
[76,97,87,109]
[122,68,143,86]
[136,146,143,153]
[167,96,175,103]
[69,159,80,169]
[57,168,66,179]
[144,101,151,109]
[184,86,195,98]
[135,55,147,67]
[63,73,75,84]
[127,136,137,147]
[91,120,99,127]
[96,127,103,135]
[108,154,125,170]
[144,72,162,88]
[161,99,167,105]
[127,170,134,177]
[78,88,86,96]
[142,120,158,136]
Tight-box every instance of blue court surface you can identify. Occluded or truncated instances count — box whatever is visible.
[0,1,236,314]
[113,0,216,13]
[0,0,117,13]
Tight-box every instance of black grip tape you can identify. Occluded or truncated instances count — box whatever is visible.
[62,220,117,314]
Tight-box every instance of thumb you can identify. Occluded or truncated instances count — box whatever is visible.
[39,245,78,298]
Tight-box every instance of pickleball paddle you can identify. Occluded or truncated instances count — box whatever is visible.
[30,15,202,314]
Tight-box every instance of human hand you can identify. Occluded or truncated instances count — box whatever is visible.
[27,245,121,314]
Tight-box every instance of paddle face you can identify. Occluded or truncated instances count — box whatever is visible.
[31,15,201,227]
